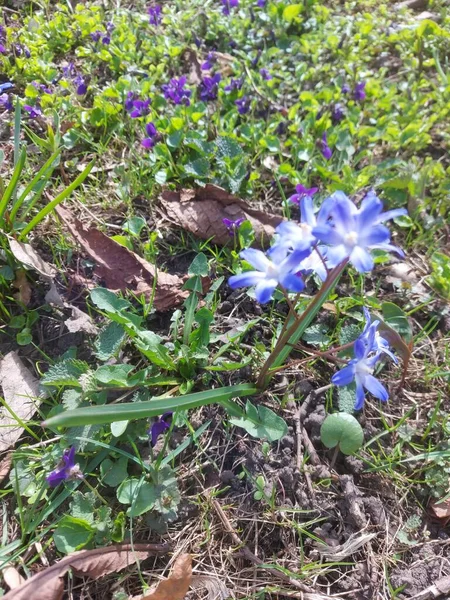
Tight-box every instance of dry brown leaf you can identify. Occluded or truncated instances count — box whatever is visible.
[2,566,25,590]
[190,574,232,599]
[65,306,98,335]
[0,352,42,453]
[181,48,202,85]
[12,270,32,305]
[2,543,170,600]
[8,239,57,278]
[55,205,190,311]
[161,184,283,248]
[141,554,192,600]
[0,452,13,483]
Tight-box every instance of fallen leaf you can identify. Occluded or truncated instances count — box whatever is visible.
[140,554,192,600]
[429,499,450,520]
[12,270,32,305]
[161,184,283,248]
[55,205,190,311]
[2,567,25,590]
[2,543,170,600]
[0,352,42,453]
[181,48,202,85]
[8,239,57,278]
[0,452,13,483]
[65,306,98,335]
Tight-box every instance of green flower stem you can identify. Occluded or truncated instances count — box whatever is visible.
[256,260,348,390]
[82,477,109,506]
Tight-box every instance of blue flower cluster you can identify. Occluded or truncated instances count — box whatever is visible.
[229,190,406,303]
[332,308,397,409]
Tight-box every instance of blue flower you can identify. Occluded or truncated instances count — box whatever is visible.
[130,99,151,118]
[23,104,42,118]
[149,412,173,447]
[320,132,332,160]
[332,312,394,410]
[361,307,397,363]
[162,76,191,106]
[148,5,162,25]
[312,191,407,272]
[46,447,83,487]
[201,52,216,70]
[353,81,366,102]
[141,122,160,149]
[235,95,251,114]
[199,73,221,102]
[256,0,267,6]
[229,245,310,303]
[74,75,87,96]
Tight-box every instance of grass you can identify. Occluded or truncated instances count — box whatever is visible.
[0,0,450,598]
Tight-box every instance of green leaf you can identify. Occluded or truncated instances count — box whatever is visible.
[320,413,364,455]
[135,331,176,369]
[229,401,288,442]
[116,478,140,504]
[282,3,302,21]
[53,516,94,554]
[302,324,330,347]
[111,420,129,437]
[338,384,357,414]
[123,216,146,237]
[188,253,209,277]
[100,456,129,487]
[43,383,258,428]
[94,364,135,386]
[381,302,412,343]
[41,359,89,387]
[128,481,157,517]
[70,491,96,524]
[95,322,127,361]
[90,288,131,313]
[183,157,209,177]
[215,136,243,163]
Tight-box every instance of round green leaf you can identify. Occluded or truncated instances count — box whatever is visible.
[320,413,364,455]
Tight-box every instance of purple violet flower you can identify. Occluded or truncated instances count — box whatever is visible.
[223,217,245,235]
[288,184,319,205]
[353,81,366,102]
[0,44,7,54]
[161,76,191,106]
[341,83,351,94]
[221,0,239,15]
[102,35,111,45]
[331,102,345,123]
[257,0,267,6]
[130,99,151,118]
[259,68,272,81]
[91,30,102,42]
[332,315,392,410]
[46,447,83,487]
[199,73,221,102]
[141,121,160,149]
[0,93,13,111]
[224,76,244,92]
[74,75,87,96]
[312,190,407,272]
[148,5,162,26]
[235,95,251,114]
[320,132,332,160]
[229,245,311,303]
[23,104,42,118]
[125,91,138,112]
[201,52,216,70]
[106,21,115,33]
[149,412,173,447]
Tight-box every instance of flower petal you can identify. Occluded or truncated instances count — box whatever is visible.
[300,196,315,227]
[240,248,271,272]
[229,271,266,289]
[332,364,356,386]
[354,381,366,410]
[363,374,389,402]
[254,279,277,303]
[312,224,343,246]
[350,246,374,272]
[279,272,305,293]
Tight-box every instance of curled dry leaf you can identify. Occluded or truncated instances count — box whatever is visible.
[0,352,42,453]
[2,543,170,600]
[190,574,232,600]
[429,498,450,520]
[8,239,57,279]
[161,184,283,248]
[55,205,190,311]
[0,452,13,484]
[138,554,192,600]
[181,48,202,85]
[2,567,25,590]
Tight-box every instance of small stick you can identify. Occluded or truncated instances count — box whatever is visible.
[295,408,315,499]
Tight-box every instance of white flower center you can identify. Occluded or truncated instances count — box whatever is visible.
[344,231,359,247]
[266,263,279,279]
[355,360,373,376]
[300,223,312,236]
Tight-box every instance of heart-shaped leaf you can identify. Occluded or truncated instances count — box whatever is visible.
[320,413,364,455]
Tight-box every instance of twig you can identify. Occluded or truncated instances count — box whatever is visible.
[295,407,315,499]
[409,576,450,600]
[301,427,321,467]
[211,498,335,597]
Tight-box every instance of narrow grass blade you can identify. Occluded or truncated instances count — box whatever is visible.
[43,383,257,428]
[0,147,26,223]
[19,160,95,240]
